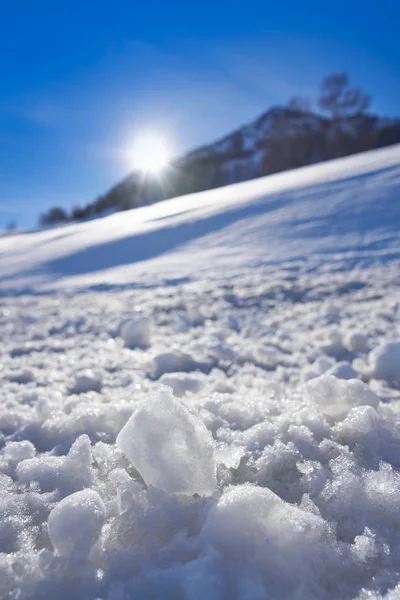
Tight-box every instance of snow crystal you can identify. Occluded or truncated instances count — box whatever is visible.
[48,489,105,558]
[116,386,217,495]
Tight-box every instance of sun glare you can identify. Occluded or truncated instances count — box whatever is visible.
[131,134,170,174]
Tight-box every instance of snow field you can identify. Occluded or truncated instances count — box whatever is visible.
[0,145,400,599]
[0,261,399,599]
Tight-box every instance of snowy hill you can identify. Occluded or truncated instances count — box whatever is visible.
[40,107,400,225]
[1,144,400,293]
[1,145,400,600]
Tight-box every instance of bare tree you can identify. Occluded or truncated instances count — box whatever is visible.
[318,73,371,119]
[288,96,311,113]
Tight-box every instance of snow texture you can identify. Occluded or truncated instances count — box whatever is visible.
[0,144,400,599]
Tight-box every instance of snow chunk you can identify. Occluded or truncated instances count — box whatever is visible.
[159,373,204,397]
[150,351,196,379]
[302,355,335,382]
[364,462,400,528]
[4,440,35,467]
[48,489,105,558]
[72,369,102,393]
[120,316,151,348]
[319,330,346,356]
[334,405,380,452]
[345,332,369,353]
[202,484,331,591]
[302,375,379,421]
[326,361,358,380]
[17,435,93,494]
[369,341,400,384]
[116,386,217,496]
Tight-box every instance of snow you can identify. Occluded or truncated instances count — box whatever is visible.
[326,361,359,380]
[120,316,151,348]
[369,341,400,384]
[0,144,399,293]
[302,375,379,422]
[72,369,102,393]
[47,489,105,558]
[0,144,400,599]
[116,386,217,495]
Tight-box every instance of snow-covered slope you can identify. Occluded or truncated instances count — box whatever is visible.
[1,144,399,293]
[1,145,400,600]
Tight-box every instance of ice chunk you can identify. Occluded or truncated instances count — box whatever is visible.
[326,361,358,380]
[302,374,379,421]
[116,386,217,495]
[48,489,105,558]
[215,443,245,469]
[369,341,400,384]
[73,369,102,393]
[120,316,151,348]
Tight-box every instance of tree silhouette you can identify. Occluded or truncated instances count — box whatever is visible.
[39,207,69,226]
[318,73,370,119]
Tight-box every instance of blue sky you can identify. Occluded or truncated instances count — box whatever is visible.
[1,0,399,228]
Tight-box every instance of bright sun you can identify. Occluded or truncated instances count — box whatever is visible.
[131,134,170,174]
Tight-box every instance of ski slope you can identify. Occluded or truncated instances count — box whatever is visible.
[0,144,399,293]
[1,145,400,600]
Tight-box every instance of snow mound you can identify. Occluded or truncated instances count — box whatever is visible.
[116,386,217,495]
